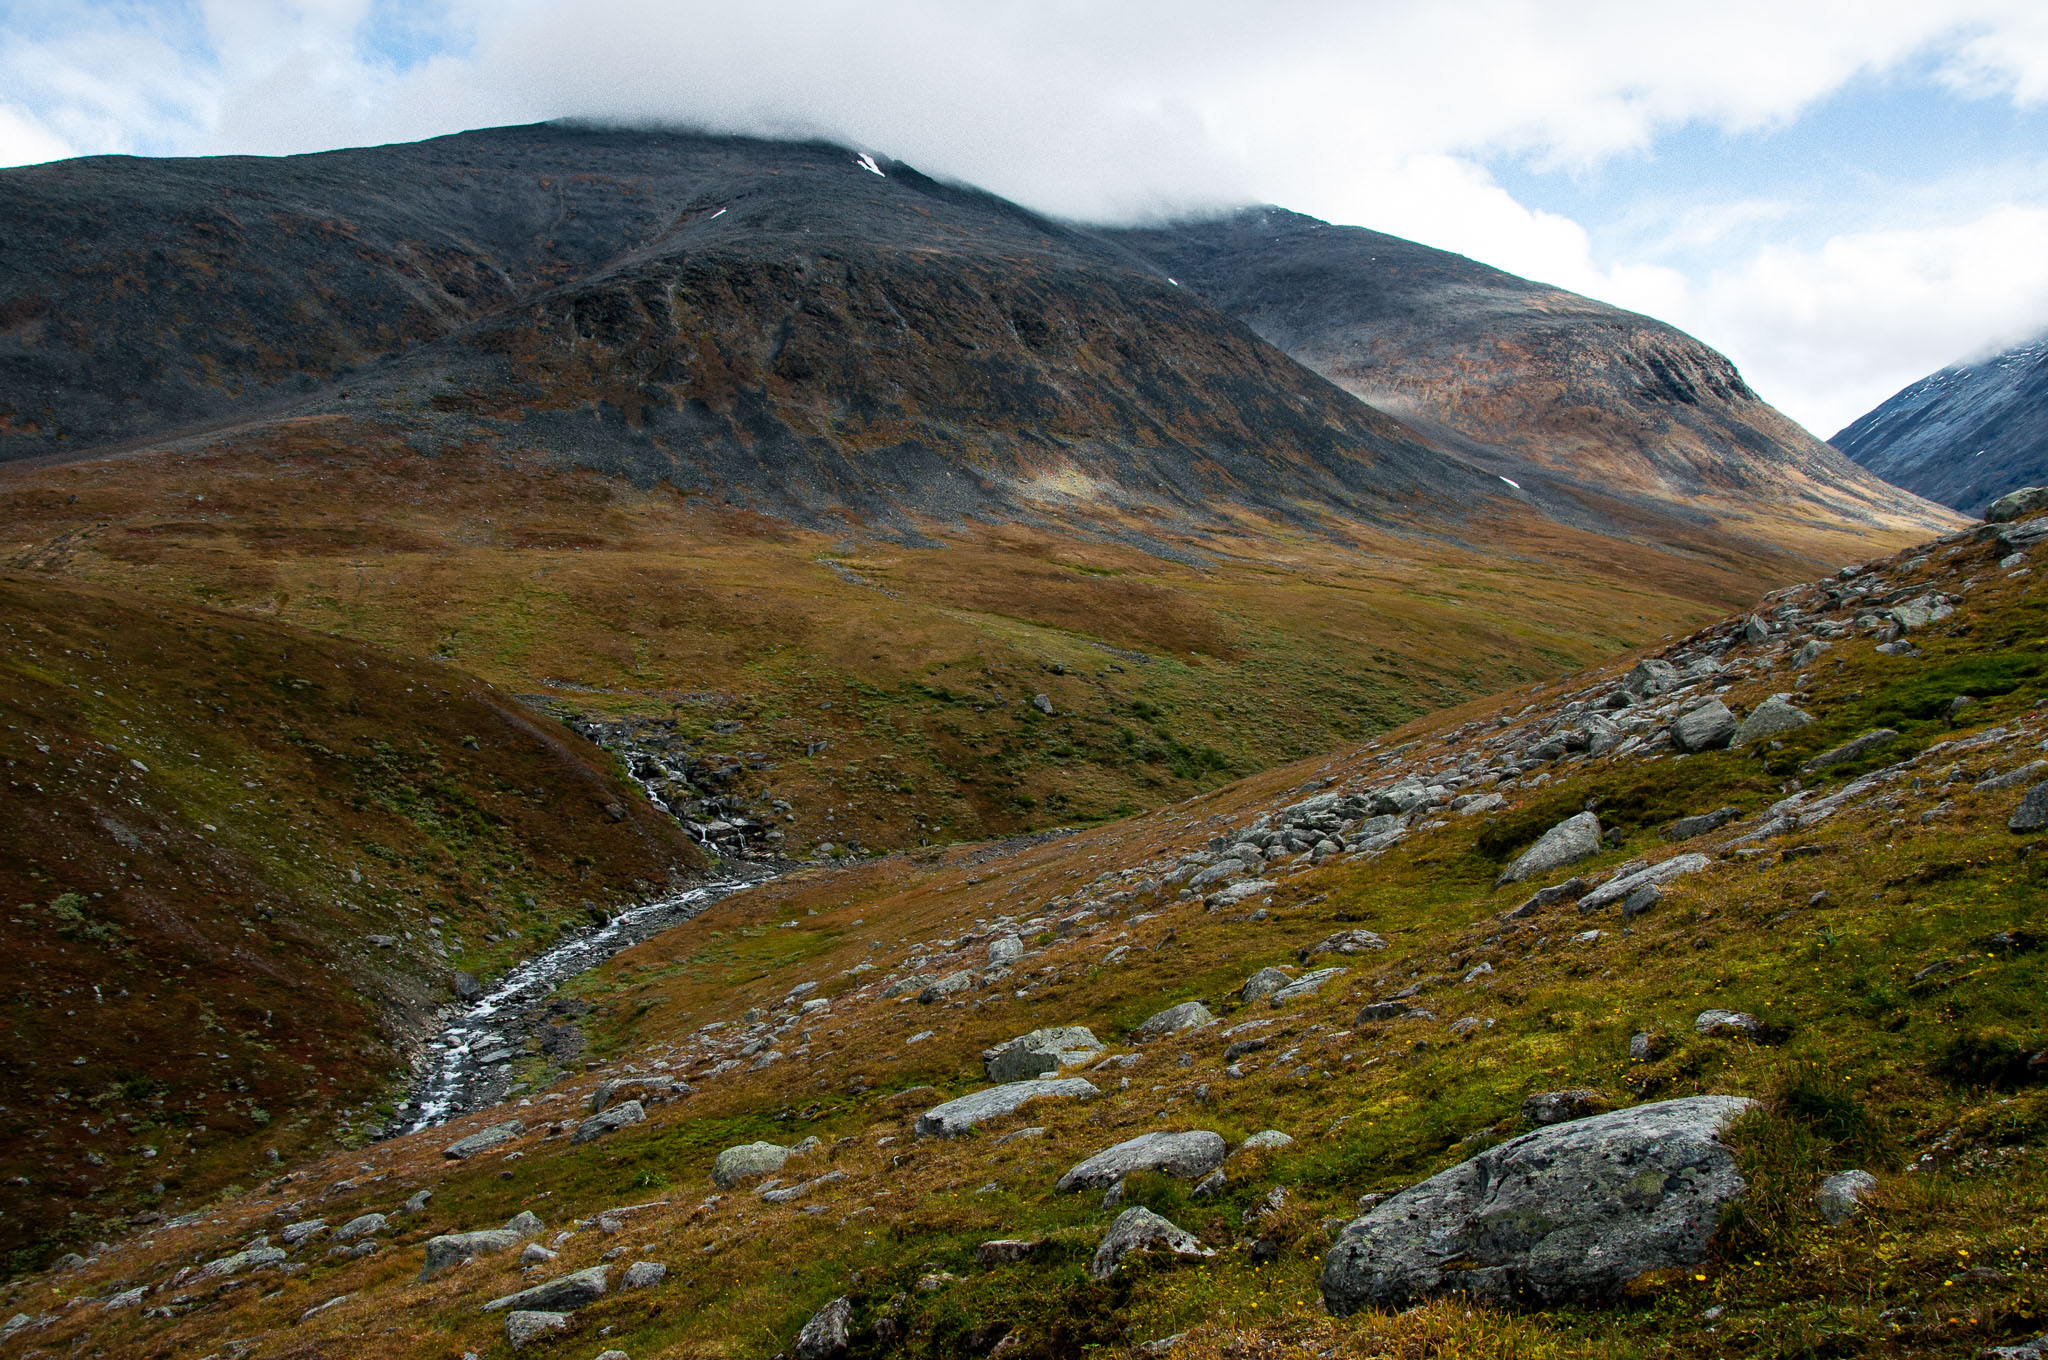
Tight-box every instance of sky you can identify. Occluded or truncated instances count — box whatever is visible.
[2,1,2047,438]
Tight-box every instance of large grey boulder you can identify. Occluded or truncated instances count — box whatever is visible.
[982,1026,1103,1081]
[1089,1207,1214,1280]
[712,1141,792,1187]
[2011,780,2048,833]
[571,1100,645,1144]
[1986,487,2048,523]
[331,1213,385,1242]
[482,1265,608,1313]
[1623,659,1681,697]
[1320,1095,1754,1311]
[795,1295,852,1360]
[418,1212,544,1281]
[1270,967,1347,1003]
[1055,1131,1226,1191]
[1733,695,1814,747]
[1815,1169,1878,1226]
[988,934,1025,966]
[443,1120,523,1160]
[1576,854,1710,913]
[1670,700,1737,753]
[1130,1001,1215,1041]
[506,1311,568,1349]
[913,1078,1099,1138]
[1497,812,1602,886]
[1802,728,1899,774]
[1300,930,1387,958]
[590,1076,677,1113]
[1240,967,1294,1004]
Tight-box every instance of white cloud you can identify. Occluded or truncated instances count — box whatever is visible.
[0,104,73,167]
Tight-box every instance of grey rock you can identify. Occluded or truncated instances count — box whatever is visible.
[1802,728,1899,774]
[1670,700,1738,753]
[919,970,976,1003]
[795,1295,852,1360]
[1320,1095,1754,1311]
[520,1243,557,1266]
[1733,696,1814,747]
[1815,1169,1878,1226]
[1131,1001,1216,1041]
[1090,1207,1214,1281]
[1623,659,1681,697]
[620,1260,667,1288]
[1503,877,1591,919]
[483,1264,608,1313]
[1190,1169,1228,1199]
[914,1078,1100,1138]
[1793,639,1832,668]
[443,1120,524,1160]
[279,1218,326,1247]
[1300,929,1387,958]
[1975,761,2048,793]
[402,1189,432,1214]
[1664,807,1740,840]
[1236,1130,1294,1154]
[590,1076,676,1113]
[1031,693,1055,716]
[595,1353,630,1360]
[1239,967,1294,1004]
[1055,1131,1227,1191]
[1983,1336,2048,1360]
[1497,812,1603,885]
[1270,966,1347,1003]
[712,1141,791,1187]
[882,973,937,998]
[418,1212,544,1281]
[760,1170,846,1204]
[1243,1185,1288,1225]
[1694,1009,1764,1039]
[983,1026,1103,1081]
[103,1286,147,1309]
[1621,885,1662,920]
[1577,853,1711,912]
[452,970,483,1001]
[987,934,1024,966]
[572,1099,645,1145]
[1521,1089,1610,1126]
[1987,487,2048,522]
[2011,780,2048,833]
[505,1311,568,1349]
[1743,614,1770,645]
[332,1212,385,1242]
[976,1239,1040,1267]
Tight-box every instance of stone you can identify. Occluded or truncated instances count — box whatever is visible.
[331,1212,385,1242]
[572,1100,645,1144]
[1694,1009,1765,1040]
[1976,761,2048,793]
[1793,639,1832,668]
[1131,1001,1216,1041]
[1320,1095,1754,1311]
[1815,1169,1878,1226]
[1664,807,1740,840]
[402,1189,433,1214]
[1743,614,1770,645]
[620,1260,667,1288]
[279,1218,326,1247]
[1190,1169,1227,1199]
[1089,1207,1215,1281]
[1497,812,1603,886]
[1239,967,1294,1004]
[1670,700,1738,753]
[1300,929,1387,958]
[1055,1131,1227,1191]
[919,971,976,1003]
[596,1353,629,1360]
[1984,1336,2048,1360]
[712,1142,791,1187]
[482,1264,609,1313]
[1503,877,1591,918]
[1802,728,1899,774]
[976,1239,1040,1267]
[795,1296,852,1360]
[982,1026,1104,1082]
[443,1120,524,1160]
[1623,659,1681,697]
[1621,885,1661,920]
[2011,780,2048,833]
[1987,487,2048,522]
[520,1243,557,1266]
[1032,693,1055,716]
[1236,1130,1294,1154]
[419,1213,544,1281]
[1270,967,1346,1003]
[987,934,1024,966]
[1733,696,1814,747]
[505,1311,568,1349]
[590,1076,676,1113]
[914,1078,1100,1138]
[452,970,484,1001]
[1521,1089,1610,1126]
[1576,853,1711,912]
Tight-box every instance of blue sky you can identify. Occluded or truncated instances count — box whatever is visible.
[2,0,2045,436]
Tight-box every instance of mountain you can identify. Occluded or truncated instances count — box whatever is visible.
[1831,332,2048,515]
[1106,207,1941,536]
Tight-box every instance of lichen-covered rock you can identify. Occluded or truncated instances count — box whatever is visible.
[712,1141,792,1187]
[1240,967,1294,1004]
[505,1311,568,1349]
[1521,1089,1610,1126]
[982,1026,1103,1081]
[1497,812,1602,886]
[418,1212,544,1281]
[1695,1009,1764,1039]
[482,1265,608,1313]
[913,1078,1099,1138]
[1299,930,1386,959]
[1733,695,1814,747]
[2011,780,2048,833]
[795,1295,852,1360]
[1320,1095,1754,1311]
[1055,1131,1226,1191]
[443,1119,524,1160]
[1987,487,2048,523]
[1090,1207,1214,1280]
[1576,854,1710,912]
[621,1260,667,1288]
[1130,1001,1216,1041]
[1802,728,1899,774]
[331,1213,385,1242]
[1234,1130,1294,1154]
[571,1099,645,1144]
[1670,700,1737,753]
[1815,1169,1878,1226]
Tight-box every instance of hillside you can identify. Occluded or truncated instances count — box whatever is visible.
[0,573,703,1271]
[7,503,2044,1359]
[1832,333,2048,515]
[1108,207,1946,540]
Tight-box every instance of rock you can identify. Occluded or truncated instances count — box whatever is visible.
[1815,1169,1878,1226]
[1694,1009,1764,1040]
[590,1076,676,1113]
[1670,700,1738,753]
[1131,1001,1216,1041]
[1055,1131,1227,1191]
[712,1142,792,1187]
[1300,930,1387,958]
[572,1100,645,1144]
[1209,878,1276,906]
[1976,761,2048,792]
[1497,812,1603,885]
[620,1260,667,1288]
[2011,780,2048,833]
[1984,1336,2048,1360]
[1743,614,1770,645]
[1623,659,1681,697]
[1089,1207,1214,1281]
[1987,487,2048,523]
[761,1170,847,1204]
[1190,1169,1228,1199]
[976,1239,1040,1267]
[1240,967,1295,1004]
[1577,853,1711,912]
[1621,885,1661,920]
[919,970,976,1003]
[1236,1129,1294,1154]
[988,934,1024,966]
[279,1218,327,1247]
[1503,876,1591,918]
[520,1243,557,1266]
[1802,728,1899,774]
[1733,696,1814,747]
[595,1353,629,1360]
[452,970,483,1001]
[914,1078,1100,1138]
[1031,693,1055,716]
[505,1311,568,1349]
[483,1264,609,1313]
[1521,1089,1610,1126]
[103,1286,147,1309]
[1243,1185,1288,1226]
[982,1026,1104,1081]
[402,1189,432,1214]
[1664,807,1740,840]
[1320,1095,1754,1311]
[443,1120,524,1160]
[1270,966,1346,1003]
[1793,639,1832,668]
[795,1296,852,1360]
[419,1212,544,1281]
[332,1212,385,1242]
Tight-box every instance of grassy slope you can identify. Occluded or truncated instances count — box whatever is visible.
[0,573,702,1273]
[15,518,2047,1357]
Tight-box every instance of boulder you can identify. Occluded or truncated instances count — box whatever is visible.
[331,1213,385,1242]
[506,1311,568,1349]
[2011,780,2048,833]
[482,1265,608,1313]
[620,1260,668,1289]
[1670,700,1737,753]
[1240,967,1294,1004]
[1986,487,2048,523]
[1694,1009,1764,1040]
[795,1295,852,1360]
[1815,1169,1878,1226]
[1664,807,1740,840]
[982,1026,1104,1082]
[1497,812,1602,886]
[1235,1130,1294,1154]
[590,1076,677,1113]
[919,971,976,1003]
[1089,1207,1214,1281]
[1270,967,1346,1003]
[1521,1089,1610,1126]
[1320,1095,1754,1311]
[418,1212,544,1281]
[572,1100,645,1144]
[1299,930,1387,958]
[913,1078,1099,1138]
[987,934,1025,966]
[712,1141,791,1187]
[1622,659,1681,697]
[1801,728,1899,774]
[1055,1131,1226,1191]
[279,1218,326,1247]
[1733,696,1814,747]
[443,1120,524,1160]
[1576,854,1710,912]
[1130,1001,1215,1041]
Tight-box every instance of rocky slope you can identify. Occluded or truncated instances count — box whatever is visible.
[1832,332,2048,515]
[9,508,2045,1358]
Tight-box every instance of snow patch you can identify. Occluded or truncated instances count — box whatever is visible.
[855,152,885,177]
[709,207,727,219]
[1499,475,1522,490]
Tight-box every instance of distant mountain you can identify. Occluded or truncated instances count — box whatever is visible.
[1830,333,2048,516]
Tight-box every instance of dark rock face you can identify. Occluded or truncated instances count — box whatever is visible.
[1832,334,2048,515]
